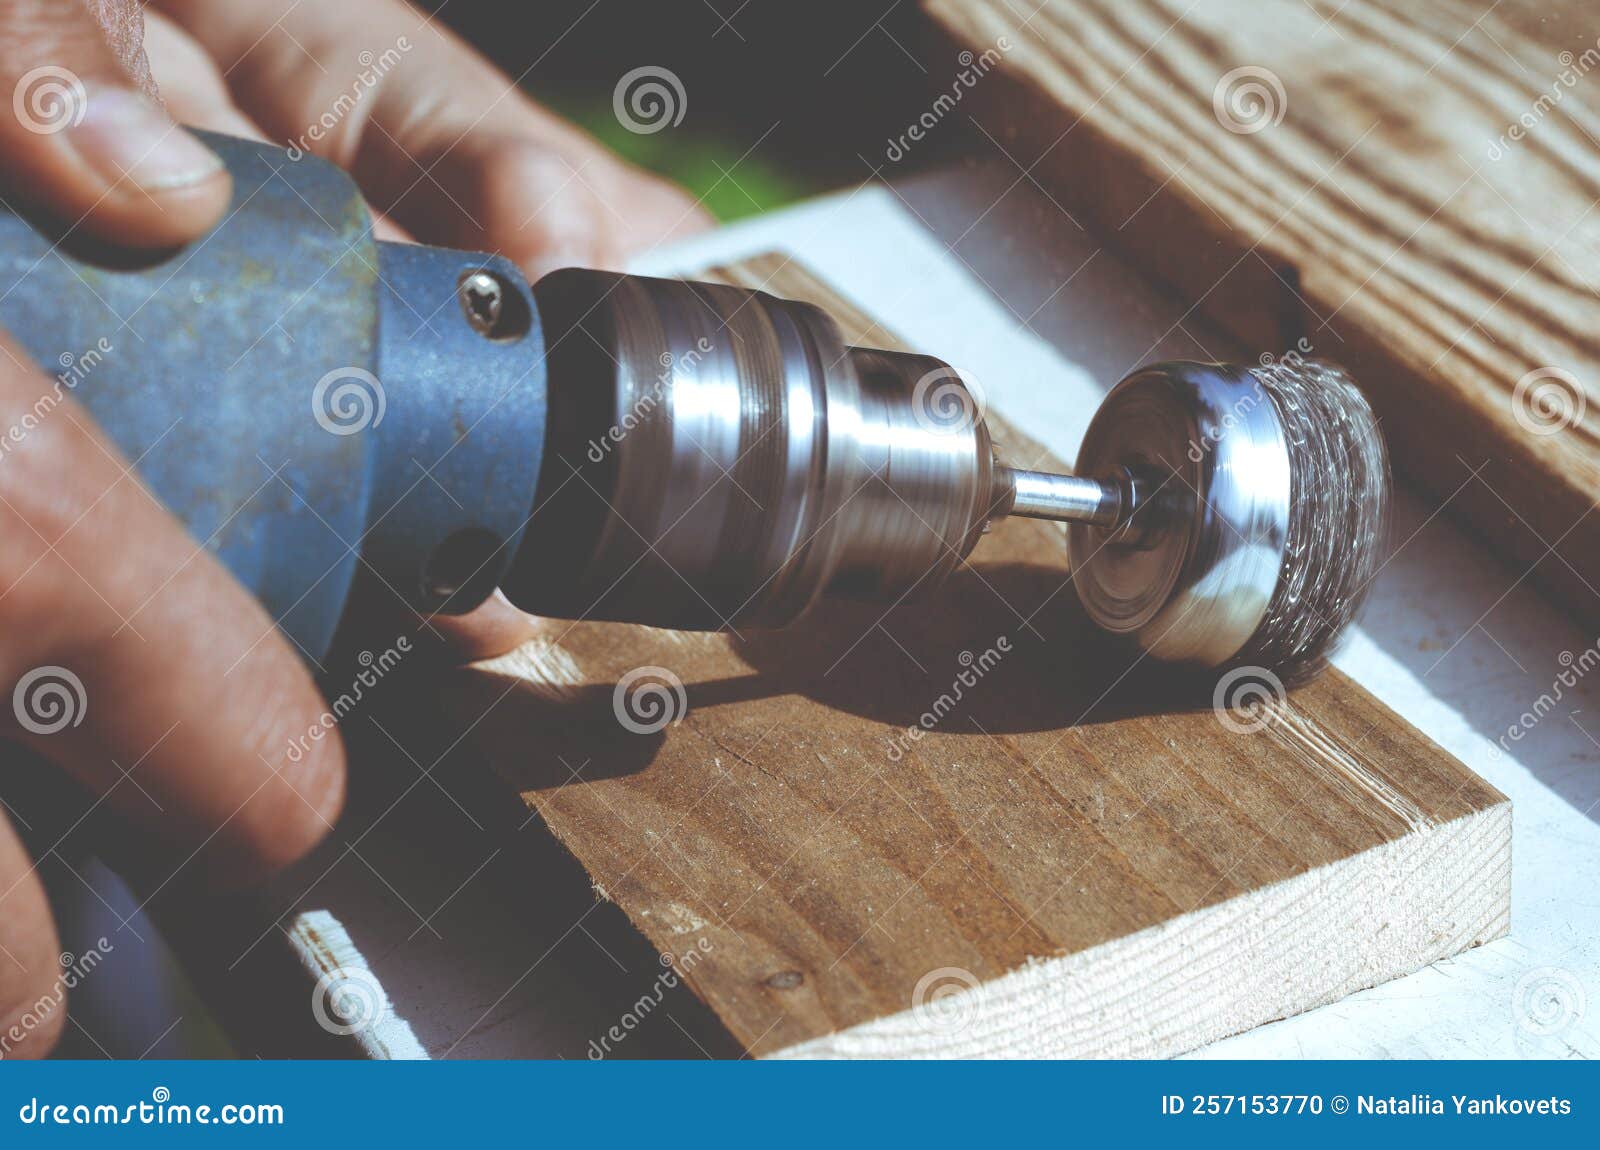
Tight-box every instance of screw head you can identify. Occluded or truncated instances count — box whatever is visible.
[459,271,504,336]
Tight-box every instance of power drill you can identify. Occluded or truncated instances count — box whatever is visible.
[0,134,1389,678]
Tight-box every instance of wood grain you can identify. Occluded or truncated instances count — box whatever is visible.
[445,254,1510,1058]
[920,0,1600,623]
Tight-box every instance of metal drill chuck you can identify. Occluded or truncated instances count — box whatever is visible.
[512,270,996,630]
[514,271,1390,676]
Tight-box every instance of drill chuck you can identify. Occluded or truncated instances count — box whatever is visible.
[512,270,997,630]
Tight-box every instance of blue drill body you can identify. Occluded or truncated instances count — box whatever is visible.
[0,133,548,661]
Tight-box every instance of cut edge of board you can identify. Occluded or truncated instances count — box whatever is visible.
[771,800,1511,1059]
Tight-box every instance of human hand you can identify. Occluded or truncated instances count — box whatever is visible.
[0,0,709,1056]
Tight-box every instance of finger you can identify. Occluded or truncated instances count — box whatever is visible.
[0,330,342,888]
[400,132,712,281]
[427,591,543,661]
[143,10,413,247]
[152,0,710,277]
[139,9,267,143]
[0,810,63,1060]
[0,0,231,248]
[333,583,542,669]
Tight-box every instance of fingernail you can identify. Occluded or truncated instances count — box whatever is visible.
[69,89,223,191]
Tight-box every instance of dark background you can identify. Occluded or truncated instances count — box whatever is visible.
[430,0,952,217]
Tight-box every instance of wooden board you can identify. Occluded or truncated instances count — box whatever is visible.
[440,253,1510,1058]
[919,0,1600,625]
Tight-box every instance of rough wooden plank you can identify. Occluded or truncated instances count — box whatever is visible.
[445,253,1510,1058]
[920,0,1600,624]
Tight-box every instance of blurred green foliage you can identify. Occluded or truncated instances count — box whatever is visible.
[544,94,824,222]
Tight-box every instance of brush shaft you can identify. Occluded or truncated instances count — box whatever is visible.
[996,466,1122,526]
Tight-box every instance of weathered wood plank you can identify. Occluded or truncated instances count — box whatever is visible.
[921,0,1600,623]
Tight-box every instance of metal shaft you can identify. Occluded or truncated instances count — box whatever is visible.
[994,466,1123,527]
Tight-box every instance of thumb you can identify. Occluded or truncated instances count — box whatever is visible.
[0,0,230,248]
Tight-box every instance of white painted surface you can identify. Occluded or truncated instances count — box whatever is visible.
[633,171,1600,1058]
[288,910,428,1060]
